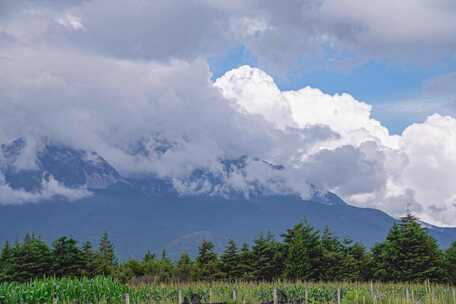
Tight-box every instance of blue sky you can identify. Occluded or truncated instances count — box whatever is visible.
[210,46,456,134]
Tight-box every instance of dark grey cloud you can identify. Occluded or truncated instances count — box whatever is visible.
[3,0,456,69]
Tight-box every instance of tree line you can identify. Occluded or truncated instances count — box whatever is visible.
[2,215,456,283]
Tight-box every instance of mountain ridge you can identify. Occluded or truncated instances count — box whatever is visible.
[0,138,455,259]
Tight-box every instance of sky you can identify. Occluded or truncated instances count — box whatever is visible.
[1,0,456,226]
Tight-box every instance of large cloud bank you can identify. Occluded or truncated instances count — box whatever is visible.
[1,0,456,226]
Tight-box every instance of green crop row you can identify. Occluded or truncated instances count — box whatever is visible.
[1,278,456,304]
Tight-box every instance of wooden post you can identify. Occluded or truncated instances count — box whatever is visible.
[370,281,376,304]
[305,289,308,304]
[406,288,410,302]
[273,288,278,304]
[123,293,130,304]
[232,289,237,302]
[209,289,213,304]
[336,288,341,304]
[178,289,183,304]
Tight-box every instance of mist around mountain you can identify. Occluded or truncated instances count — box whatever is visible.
[1,138,455,259]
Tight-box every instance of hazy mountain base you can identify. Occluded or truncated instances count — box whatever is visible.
[1,181,455,259]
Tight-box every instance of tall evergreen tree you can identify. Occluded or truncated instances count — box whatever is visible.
[238,243,254,281]
[342,238,368,281]
[282,221,321,281]
[251,233,284,281]
[11,236,52,282]
[445,241,456,284]
[0,241,12,282]
[370,215,443,282]
[95,232,117,275]
[81,241,97,277]
[176,252,193,282]
[195,240,220,281]
[220,240,241,280]
[156,250,175,282]
[52,237,85,277]
[319,227,345,281]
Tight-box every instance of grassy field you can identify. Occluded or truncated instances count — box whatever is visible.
[1,277,456,304]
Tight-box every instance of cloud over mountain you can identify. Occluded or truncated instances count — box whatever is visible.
[1,0,456,227]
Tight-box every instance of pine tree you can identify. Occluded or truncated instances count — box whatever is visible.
[12,236,52,282]
[282,221,321,281]
[370,215,443,282]
[52,237,85,277]
[251,233,284,281]
[319,227,345,281]
[176,252,193,282]
[95,232,117,276]
[195,240,220,281]
[143,250,156,263]
[156,250,175,282]
[238,243,254,281]
[0,241,12,282]
[342,239,367,281]
[445,241,456,284]
[81,241,97,277]
[220,240,241,280]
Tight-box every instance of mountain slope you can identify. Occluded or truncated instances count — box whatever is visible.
[0,182,454,259]
[0,138,455,259]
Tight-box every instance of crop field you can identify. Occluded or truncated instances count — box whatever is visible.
[1,277,456,304]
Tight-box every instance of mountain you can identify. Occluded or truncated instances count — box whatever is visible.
[0,138,455,259]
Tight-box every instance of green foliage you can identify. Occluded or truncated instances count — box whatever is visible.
[194,240,220,281]
[52,237,85,277]
[220,240,241,280]
[94,232,117,276]
[282,221,321,281]
[176,252,194,283]
[251,233,284,281]
[0,215,452,285]
[370,214,444,282]
[1,279,456,304]
[445,240,456,283]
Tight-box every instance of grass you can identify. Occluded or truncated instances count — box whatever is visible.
[1,278,456,303]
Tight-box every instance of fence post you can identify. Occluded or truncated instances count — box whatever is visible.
[178,289,184,304]
[406,288,410,302]
[209,289,213,304]
[123,293,130,304]
[336,288,341,304]
[232,289,237,302]
[305,289,308,304]
[273,288,278,304]
[370,281,376,304]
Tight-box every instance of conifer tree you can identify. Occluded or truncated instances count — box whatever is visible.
[95,232,117,275]
[81,241,97,277]
[176,252,193,282]
[220,240,241,280]
[12,236,52,282]
[319,227,345,281]
[238,243,254,280]
[0,241,12,282]
[52,237,85,277]
[251,233,284,281]
[371,215,443,282]
[282,221,321,281]
[143,250,156,263]
[156,250,175,282]
[445,241,456,284]
[195,240,220,281]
